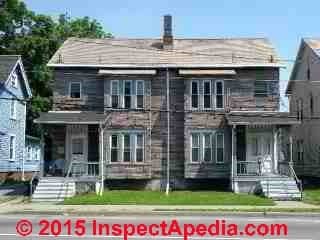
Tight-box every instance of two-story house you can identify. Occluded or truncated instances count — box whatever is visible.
[286,38,320,181]
[0,55,36,181]
[34,16,301,201]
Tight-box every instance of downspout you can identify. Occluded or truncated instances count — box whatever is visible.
[165,68,170,195]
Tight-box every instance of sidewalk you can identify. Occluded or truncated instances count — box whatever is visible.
[0,199,320,215]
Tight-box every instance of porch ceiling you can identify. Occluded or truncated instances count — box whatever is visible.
[226,111,300,126]
[34,111,108,124]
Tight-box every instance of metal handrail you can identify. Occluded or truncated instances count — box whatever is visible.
[29,171,40,198]
[236,161,261,176]
[288,162,303,200]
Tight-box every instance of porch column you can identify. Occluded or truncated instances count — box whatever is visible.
[273,127,278,173]
[40,125,45,177]
[99,125,104,196]
[231,125,237,191]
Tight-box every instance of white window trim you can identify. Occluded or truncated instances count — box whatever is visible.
[10,100,17,120]
[9,134,16,161]
[69,82,82,99]
[203,80,212,110]
[136,80,145,109]
[123,80,132,109]
[216,132,225,163]
[111,80,120,108]
[191,80,199,110]
[203,133,213,163]
[134,133,144,164]
[11,72,18,88]
[109,134,120,164]
[190,133,200,163]
[215,80,224,110]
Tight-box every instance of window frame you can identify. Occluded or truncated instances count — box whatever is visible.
[135,133,144,163]
[203,80,212,110]
[123,80,132,109]
[215,80,224,109]
[11,72,18,88]
[216,132,224,163]
[203,133,213,162]
[111,80,120,109]
[10,99,16,120]
[69,82,82,99]
[136,80,145,109]
[9,135,16,161]
[191,133,201,163]
[191,80,199,110]
[110,134,120,163]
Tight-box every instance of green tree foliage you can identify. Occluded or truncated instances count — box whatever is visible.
[0,0,112,135]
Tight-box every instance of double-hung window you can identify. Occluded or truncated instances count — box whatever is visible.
[191,81,199,109]
[191,133,200,162]
[203,80,211,109]
[216,133,224,163]
[10,100,16,119]
[203,133,212,162]
[124,81,132,109]
[111,80,120,108]
[136,81,144,109]
[109,132,144,163]
[69,82,81,99]
[297,140,304,163]
[9,135,15,161]
[215,80,224,109]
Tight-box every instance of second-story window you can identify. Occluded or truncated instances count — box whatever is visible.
[10,100,16,119]
[70,82,81,99]
[11,72,18,88]
[203,80,211,109]
[124,81,132,109]
[136,80,144,109]
[191,81,199,109]
[111,81,120,108]
[215,80,224,109]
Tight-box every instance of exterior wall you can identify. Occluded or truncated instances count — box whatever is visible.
[0,66,27,174]
[24,136,41,172]
[289,43,320,177]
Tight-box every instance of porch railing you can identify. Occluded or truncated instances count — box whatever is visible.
[66,161,99,178]
[236,161,261,176]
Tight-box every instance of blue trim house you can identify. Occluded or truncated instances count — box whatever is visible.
[0,55,33,180]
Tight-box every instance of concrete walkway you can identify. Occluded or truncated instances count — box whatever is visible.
[0,199,319,215]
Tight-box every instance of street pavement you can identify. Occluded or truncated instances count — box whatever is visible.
[0,214,318,239]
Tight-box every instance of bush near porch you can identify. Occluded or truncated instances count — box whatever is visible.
[64,191,274,206]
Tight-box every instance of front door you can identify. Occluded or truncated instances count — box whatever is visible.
[247,130,273,175]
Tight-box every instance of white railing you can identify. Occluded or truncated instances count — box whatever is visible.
[66,161,99,178]
[236,161,261,176]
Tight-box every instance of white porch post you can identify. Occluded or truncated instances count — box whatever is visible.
[231,125,236,191]
[99,125,104,196]
[273,127,278,173]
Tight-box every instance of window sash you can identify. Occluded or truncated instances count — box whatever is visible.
[216,133,224,163]
[191,133,200,162]
[111,80,120,108]
[215,81,224,109]
[203,134,212,162]
[203,81,211,109]
[136,81,144,109]
[191,81,199,109]
[124,81,132,109]
[136,134,144,162]
[70,82,81,99]
[110,135,119,162]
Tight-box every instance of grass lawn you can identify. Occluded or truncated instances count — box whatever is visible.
[303,189,320,205]
[64,191,274,206]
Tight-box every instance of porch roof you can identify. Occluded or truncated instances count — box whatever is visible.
[34,111,107,124]
[226,111,300,126]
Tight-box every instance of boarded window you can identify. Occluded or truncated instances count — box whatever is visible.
[191,81,199,109]
[70,82,81,98]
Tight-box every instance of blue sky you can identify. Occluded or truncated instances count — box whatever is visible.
[24,0,320,109]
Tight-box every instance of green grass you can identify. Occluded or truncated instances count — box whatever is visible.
[64,191,274,206]
[304,189,320,205]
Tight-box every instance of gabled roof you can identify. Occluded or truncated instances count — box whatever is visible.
[304,38,320,57]
[0,55,32,98]
[48,37,282,68]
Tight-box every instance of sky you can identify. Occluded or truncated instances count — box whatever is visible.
[23,0,320,110]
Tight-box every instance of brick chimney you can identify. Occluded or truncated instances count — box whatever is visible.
[163,15,173,49]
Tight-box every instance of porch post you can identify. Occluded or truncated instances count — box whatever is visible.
[273,127,278,173]
[290,134,293,164]
[40,125,45,178]
[99,125,104,196]
[231,125,236,191]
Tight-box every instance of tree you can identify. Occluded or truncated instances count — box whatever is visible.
[0,0,112,136]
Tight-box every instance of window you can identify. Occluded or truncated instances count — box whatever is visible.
[216,133,224,163]
[69,82,81,99]
[297,99,303,120]
[136,134,144,162]
[191,81,199,109]
[203,80,211,109]
[297,140,304,163]
[109,132,144,163]
[215,81,224,109]
[10,100,16,119]
[9,135,15,161]
[111,80,120,108]
[11,72,18,88]
[124,81,132,109]
[310,94,314,116]
[203,133,212,162]
[111,135,119,163]
[136,81,144,109]
[191,133,200,162]
[255,81,268,97]
[72,138,84,155]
